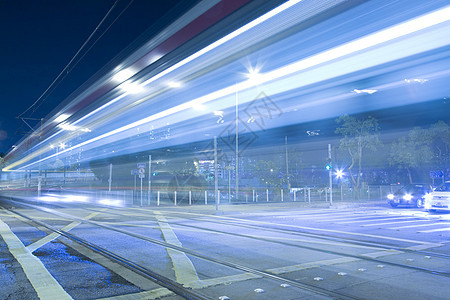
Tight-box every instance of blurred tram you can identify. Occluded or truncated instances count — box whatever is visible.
[1,0,450,204]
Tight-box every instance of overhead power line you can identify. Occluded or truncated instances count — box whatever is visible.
[18,0,126,119]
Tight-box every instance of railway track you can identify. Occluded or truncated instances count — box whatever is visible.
[94,206,450,277]
[2,199,359,300]
[150,209,450,260]
[3,198,449,299]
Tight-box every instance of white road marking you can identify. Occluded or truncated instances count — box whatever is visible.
[360,249,404,258]
[137,208,444,249]
[361,219,430,227]
[96,288,173,300]
[418,227,450,233]
[405,243,443,250]
[267,257,359,274]
[336,216,413,224]
[26,211,101,253]
[161,210,439,245]
[0,218,72,299]
[154,212,200,285]
[289,212,379,221]
[388,222,450,229]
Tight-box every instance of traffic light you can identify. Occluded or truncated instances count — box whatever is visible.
[325,159,332,171]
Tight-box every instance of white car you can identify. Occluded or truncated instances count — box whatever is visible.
[424,181,450,212]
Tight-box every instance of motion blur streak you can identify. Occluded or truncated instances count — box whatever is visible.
[1,0,449,212]
[8,3,450,172]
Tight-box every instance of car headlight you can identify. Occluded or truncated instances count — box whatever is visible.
[424,193,432,201]
[387,194,394,200]
[403,194,413,201]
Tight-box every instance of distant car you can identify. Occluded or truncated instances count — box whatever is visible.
[387,183,433,208]
[424,181,450,212]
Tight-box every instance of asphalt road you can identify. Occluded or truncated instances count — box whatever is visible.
[0,198,449,299]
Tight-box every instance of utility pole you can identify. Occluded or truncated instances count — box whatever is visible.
[108,163,113,192]
[214,137,219,211]
[285,136,290,190]
[328,144,333,206]
[148,155,152,205]
[235,87,239,201]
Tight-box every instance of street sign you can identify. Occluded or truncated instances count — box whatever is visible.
[138,167,145,175]
[131,169,138,175]
[139,174,145,178]
[137,163,146,168]
[430,170,444,179]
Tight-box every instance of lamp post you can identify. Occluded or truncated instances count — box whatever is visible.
[328,144,332,206]
[335,169,344,201]
[235,67,261,202]
[224,165,234,203]
[235,85,239,201]
[285,136,290,190]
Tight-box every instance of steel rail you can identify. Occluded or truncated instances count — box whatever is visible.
[4,199,358,300]
[151,209,450,260]
[125,210,450,277]
[2,206,210,300]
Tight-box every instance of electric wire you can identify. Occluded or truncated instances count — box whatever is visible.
[18,0,121,119]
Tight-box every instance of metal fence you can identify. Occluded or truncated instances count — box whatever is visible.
[0,184,395,208]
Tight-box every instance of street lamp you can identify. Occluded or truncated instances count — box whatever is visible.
[335,168,344,201]
[224,165,234,203]
[235,67,261,201]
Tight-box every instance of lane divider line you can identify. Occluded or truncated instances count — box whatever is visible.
[389,222,450,230]
[0,218,73,300]
[26,211,102,253]
[418,227,450,233]
[96,288,173,300]
[361,219,430,227]
[154,212,200,285]
[157,210,440,245]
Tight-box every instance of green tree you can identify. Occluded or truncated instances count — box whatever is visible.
[287,149,303,188]
[249,159,285,189]
[429,121,450,168]
[335,115,381,198]
[389,127,433,183]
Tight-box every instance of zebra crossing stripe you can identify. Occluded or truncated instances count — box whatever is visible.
[361,219,429,227]
[388,222,450,230]
[418,227,450,233]
[337,216,413,224]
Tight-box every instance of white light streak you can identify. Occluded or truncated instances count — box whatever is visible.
[167,81,182,88]
[404,78,429,84]
[58,123,78,131]
[141,0,305,87]
[352,89,378,94]
[120,82,144,94]
[54,114,70,123]
[192,103,206,110]
[6,4,450,171]
[112,68,135,82]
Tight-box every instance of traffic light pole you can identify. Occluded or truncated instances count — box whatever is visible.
[214,136,219,211]
[328,144,333,206]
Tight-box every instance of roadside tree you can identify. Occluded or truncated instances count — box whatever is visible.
[335,115,381,198]
[429,121,450,169]
[389,127,433,183]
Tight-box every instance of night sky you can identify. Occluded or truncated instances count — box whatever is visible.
[0,0,198,155]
